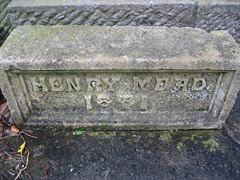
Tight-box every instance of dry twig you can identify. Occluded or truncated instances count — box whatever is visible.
[14,133,31,180]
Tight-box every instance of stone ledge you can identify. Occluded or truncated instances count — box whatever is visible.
[0,26,239,129]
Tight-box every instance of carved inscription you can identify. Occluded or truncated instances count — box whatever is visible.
[31,76,207,92]
[29,73,210,111]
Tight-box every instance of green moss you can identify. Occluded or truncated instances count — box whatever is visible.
[126,139,133,144]
[120,132,127,136]
[143,143,149,148]
[143,139,153,147]
[87,131,116,139]
[158,168,162,173]
[110,139,115,145]
[87,131,100,137]
[173,130,225,152]
[133,135,141,143]
[181,134,197,141]
[147,140,153,144]
[177,142,183,150]
[202,138,222,152]
[148,132,155,137]
[160,133,172,142]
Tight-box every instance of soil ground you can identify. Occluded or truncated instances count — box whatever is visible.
[0,129,239,180]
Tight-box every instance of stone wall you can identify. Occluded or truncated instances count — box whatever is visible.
[196,2,240,45]
[0,0,11,46]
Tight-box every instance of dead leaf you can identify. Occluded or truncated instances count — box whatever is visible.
[10,124,20,134]
[6,124,19,136]
[44,164,49,175]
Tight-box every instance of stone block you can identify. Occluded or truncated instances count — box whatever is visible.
[0,26,239,129]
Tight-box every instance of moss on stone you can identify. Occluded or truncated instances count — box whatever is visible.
[177,142,184,150]
[87,131,116,139]
[202,138,223,152]
[159,133,172,142]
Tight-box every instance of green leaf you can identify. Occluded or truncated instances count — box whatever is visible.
[75,130,85,135]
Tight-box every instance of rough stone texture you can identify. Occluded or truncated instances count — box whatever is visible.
[0,26,239,129]
[7,0,196,27]
[6,0,240,45]
[196,2,240,44]
[1,130,240,179]
[224,92,240,144]
[0,0,12,46]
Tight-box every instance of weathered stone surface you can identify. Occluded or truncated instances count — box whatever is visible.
[6,0,240,46]
[225,92,240,144]
[7,0,196,27]
[196,1,240,44]
[0,26,239,129]
[0,0,12,46]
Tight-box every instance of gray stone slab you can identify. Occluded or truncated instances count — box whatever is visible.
[0,26,240,129]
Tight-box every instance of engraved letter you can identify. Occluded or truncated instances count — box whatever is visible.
[117,93,134,108]
[66,78,81,91]
[84,93,93,110]
[133,77,152,91]
[87,78,102,92]
[175,78,189,91]
[96,93,111,107]
[155,78,168,91]
[140,94,148,110]
[30,77,48,92]
[49,77,65,91]
[192,78,206,91]
[102,76,120,91]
